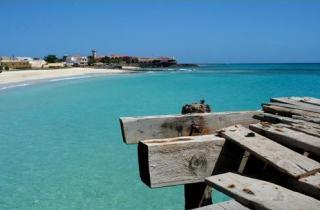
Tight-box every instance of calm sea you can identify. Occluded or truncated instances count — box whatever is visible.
[1,63,320,210]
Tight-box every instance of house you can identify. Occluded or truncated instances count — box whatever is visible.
[29,59,47,69]
[66,56,88,67]
[16,57,47,69]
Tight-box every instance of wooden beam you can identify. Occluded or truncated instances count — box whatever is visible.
[284,123,320,138]
[220,125,320,178]
[262,104,320,119]
[205,172,320,210]
[120,111,260,144]
[292,115,320,124]
[138,135,225,188]
[194,200,249,210]
[270,97,320,110]
[249,123,320,155]
[254,113,320,129]
[265,102,320,114]
[271,97,320,112]
[300,97,320,106]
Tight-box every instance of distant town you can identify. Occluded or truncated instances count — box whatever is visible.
[0,50,196,71]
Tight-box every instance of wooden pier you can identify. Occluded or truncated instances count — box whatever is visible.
[120,97,320,209]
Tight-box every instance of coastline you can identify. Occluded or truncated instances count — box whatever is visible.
[0,67,133,89]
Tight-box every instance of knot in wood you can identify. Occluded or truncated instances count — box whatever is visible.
[189,154,207,171]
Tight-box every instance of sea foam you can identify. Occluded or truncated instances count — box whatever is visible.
[0,83,30,90]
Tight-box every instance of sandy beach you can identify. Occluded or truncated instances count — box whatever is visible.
[0,68,130,87]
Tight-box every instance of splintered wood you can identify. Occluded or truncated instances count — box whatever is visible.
[205,173,320,210]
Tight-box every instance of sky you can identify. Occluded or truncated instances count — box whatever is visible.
[1,0,320,63]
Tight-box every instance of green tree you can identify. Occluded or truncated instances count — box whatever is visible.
[44,55,58,63]
[110,57,120,64]
[101,56,111,64]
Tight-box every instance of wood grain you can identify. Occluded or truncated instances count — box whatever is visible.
[138,135,225,188]
[254,112,320,129]
[120,111,260,144]
[271,97,320,112]
[263,104,320,120]
[249,122,320,155]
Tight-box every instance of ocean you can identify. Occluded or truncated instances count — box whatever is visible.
[1,63,320,210]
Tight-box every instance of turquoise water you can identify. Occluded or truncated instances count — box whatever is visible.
[1,63,320,210]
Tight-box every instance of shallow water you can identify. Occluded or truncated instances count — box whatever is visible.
[1,63,320,209]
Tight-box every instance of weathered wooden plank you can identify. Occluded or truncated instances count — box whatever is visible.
[220,125,320,178]
[205,172,320,210]
[120,111,260,144]
[281,96,320,107]
[249,123,320,155]
[265,101,320,114]
[292,115,320,124]
[285,123,320,138]
[138,135,225,188]
[254,112,320,129]
[271,97,320,112]
[300,97,320,106]
[271,97,303,105]
[270,96,320,107]
[262,104,320,119]
[272,97,320,107]
[195,200,249,210]
[270,97,320,112]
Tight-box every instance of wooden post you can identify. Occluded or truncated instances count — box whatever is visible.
[212,140,246,174]
[184,183,212,209]
[183,140,246,209]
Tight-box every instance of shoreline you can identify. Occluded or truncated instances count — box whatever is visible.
[0,68,135,90]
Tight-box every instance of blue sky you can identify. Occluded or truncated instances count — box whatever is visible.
[1,0,320,63]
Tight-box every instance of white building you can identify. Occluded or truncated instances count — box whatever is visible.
[16,57,47,69]
[66,56,88,67]
[29,60,47,69]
